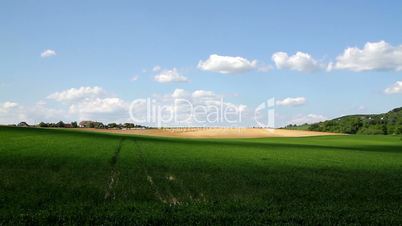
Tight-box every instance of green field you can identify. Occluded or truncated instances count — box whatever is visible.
[1,126,402,225]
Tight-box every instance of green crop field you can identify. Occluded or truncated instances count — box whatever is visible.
[1,126,402,225]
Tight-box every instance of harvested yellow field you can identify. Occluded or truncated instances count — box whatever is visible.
[78,128,341,138]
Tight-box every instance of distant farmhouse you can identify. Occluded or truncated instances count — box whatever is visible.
[17,122,29,127]
[79,121,105,128]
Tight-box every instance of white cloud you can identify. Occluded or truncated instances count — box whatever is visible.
[332,41,402,72]
[198,54,258,74]
[171,89,188,98]
[384,81,402,94]
[0,101,19,117]
[276,97,306,106]
[152,65,161,72]
[2,101,18,110]
[0,87,132,124]
[131,75,139,81]
[130,89,248,127]
[154,68,189,83]
[69,97,127,114]
[46,86,129,122]
[272,51,322,72]
[30,101,68,122]
[192,90,216,98]
[47,86,104,102]
[0,101,28,124]
[0,88,251,127]
[289,114,327,125]
[40,49,56,58]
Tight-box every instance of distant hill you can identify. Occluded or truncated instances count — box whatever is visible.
[284,107,402,135]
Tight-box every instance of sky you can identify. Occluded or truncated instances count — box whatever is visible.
[1,0,402,127]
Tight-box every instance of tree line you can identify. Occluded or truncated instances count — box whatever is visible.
[290,107,402,135]
[14,121,148,129]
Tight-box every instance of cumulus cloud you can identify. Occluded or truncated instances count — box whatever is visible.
[289,114,327,125]
[272,51,323,72]
[276,97,306,106]
[47,86,104,102]
[198,54,258,74]
[47,86,129,122]
[1,101,18,110]
[3,87,243,126]
[332,41,402,72]
[154,68,189,83]
[0,101,31,124]
[48,86,126,114]
[152,65,161,72]
[0,101,19,120]
[384,81,402,94]
[30,101,69,123]
[40,49,56,58]
[130,89,248,127]
[131,75,139,81]
[192,90,216,98]
[69,97,127,114]
[0,87,132,124]
[171,89,188,98]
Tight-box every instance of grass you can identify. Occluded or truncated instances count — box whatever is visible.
[0,126,402,225]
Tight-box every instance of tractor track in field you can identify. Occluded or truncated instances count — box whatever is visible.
[133,140,205,205]
[133,140,167,204]
[104,138,124,200]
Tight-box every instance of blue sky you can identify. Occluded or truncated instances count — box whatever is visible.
[1,0,402,126]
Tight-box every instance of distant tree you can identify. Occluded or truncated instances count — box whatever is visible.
[94,122,105,129]
[394,117,402,135]
[108,123,118,128]
[124,123,135,128]
[71,121,78,128]
[308,124,320,131]
[38,122,48,127]
[382,124,388,135]
[55,121,65,128]
[394,118,402,135]
[349,118,363,134]
[395,125,402,135]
